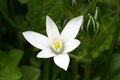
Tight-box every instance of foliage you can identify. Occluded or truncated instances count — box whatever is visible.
[0,0,120,80]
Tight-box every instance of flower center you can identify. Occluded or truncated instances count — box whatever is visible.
[54,42,60,50]
[50,38,63,53]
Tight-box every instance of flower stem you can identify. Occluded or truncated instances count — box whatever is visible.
[43,59,50,80]
[83,59,91,80]
[71,59,78,80]
[51,65,60,80]
[69,54,78,59]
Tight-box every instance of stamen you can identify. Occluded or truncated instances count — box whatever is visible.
[50,37,62,53]
[54,42,60,50]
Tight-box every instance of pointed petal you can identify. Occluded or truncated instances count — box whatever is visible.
[54,54,70,71]
[61,16,83,42]
[37,49,56,58]
[46,16,60,40]
[63,39,80,53]
[23,31,49,49]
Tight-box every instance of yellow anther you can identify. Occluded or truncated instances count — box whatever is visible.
[54,42,60,50]
[50,37,62,52]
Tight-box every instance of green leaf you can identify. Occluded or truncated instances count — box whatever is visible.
[27,0,65,32]
[101,53,120,80]
[27,0,48,31]
[109,54,120,76]
[18,0,28,4]
[0,0,8,16]
[112,73,120,80]
[0,0,21,30]
[20,65,41,80]
[29,53,41,67]
[110,54,120,71]
[0,49,23,80]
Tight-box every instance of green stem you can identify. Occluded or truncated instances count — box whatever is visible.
[43,60,50,80]
[71,59,78,80]
[51,65,60,80]
[83,59,91,80]
[69,54,79,59]
[9,0,15,19]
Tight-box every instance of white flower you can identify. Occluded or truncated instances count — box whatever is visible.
[22,15,83,71]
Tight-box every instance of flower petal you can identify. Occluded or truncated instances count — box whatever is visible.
[54,54,70,71]
[61,16,83,42]
[63,39,80,53]
[46,16,60,40]
[37,49,56,58]
[23,31,49,49]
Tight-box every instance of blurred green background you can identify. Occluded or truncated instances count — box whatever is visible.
[0,0,120,80]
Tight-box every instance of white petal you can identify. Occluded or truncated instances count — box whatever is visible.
[46,16,60,40]
[54,54,70,71]
[61,16,83,42]
[23,31,49,49]
[63,39,80,53]
[37,49,56,58]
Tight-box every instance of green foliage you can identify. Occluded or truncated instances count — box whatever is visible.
[0,49,23,80]
[20,65,41,80]
[110,54,120,76]
[27,0,65,32]
[0,0,8,15]
[0,0,120,80]
[112,73,120,80]
[18,0,28,4]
